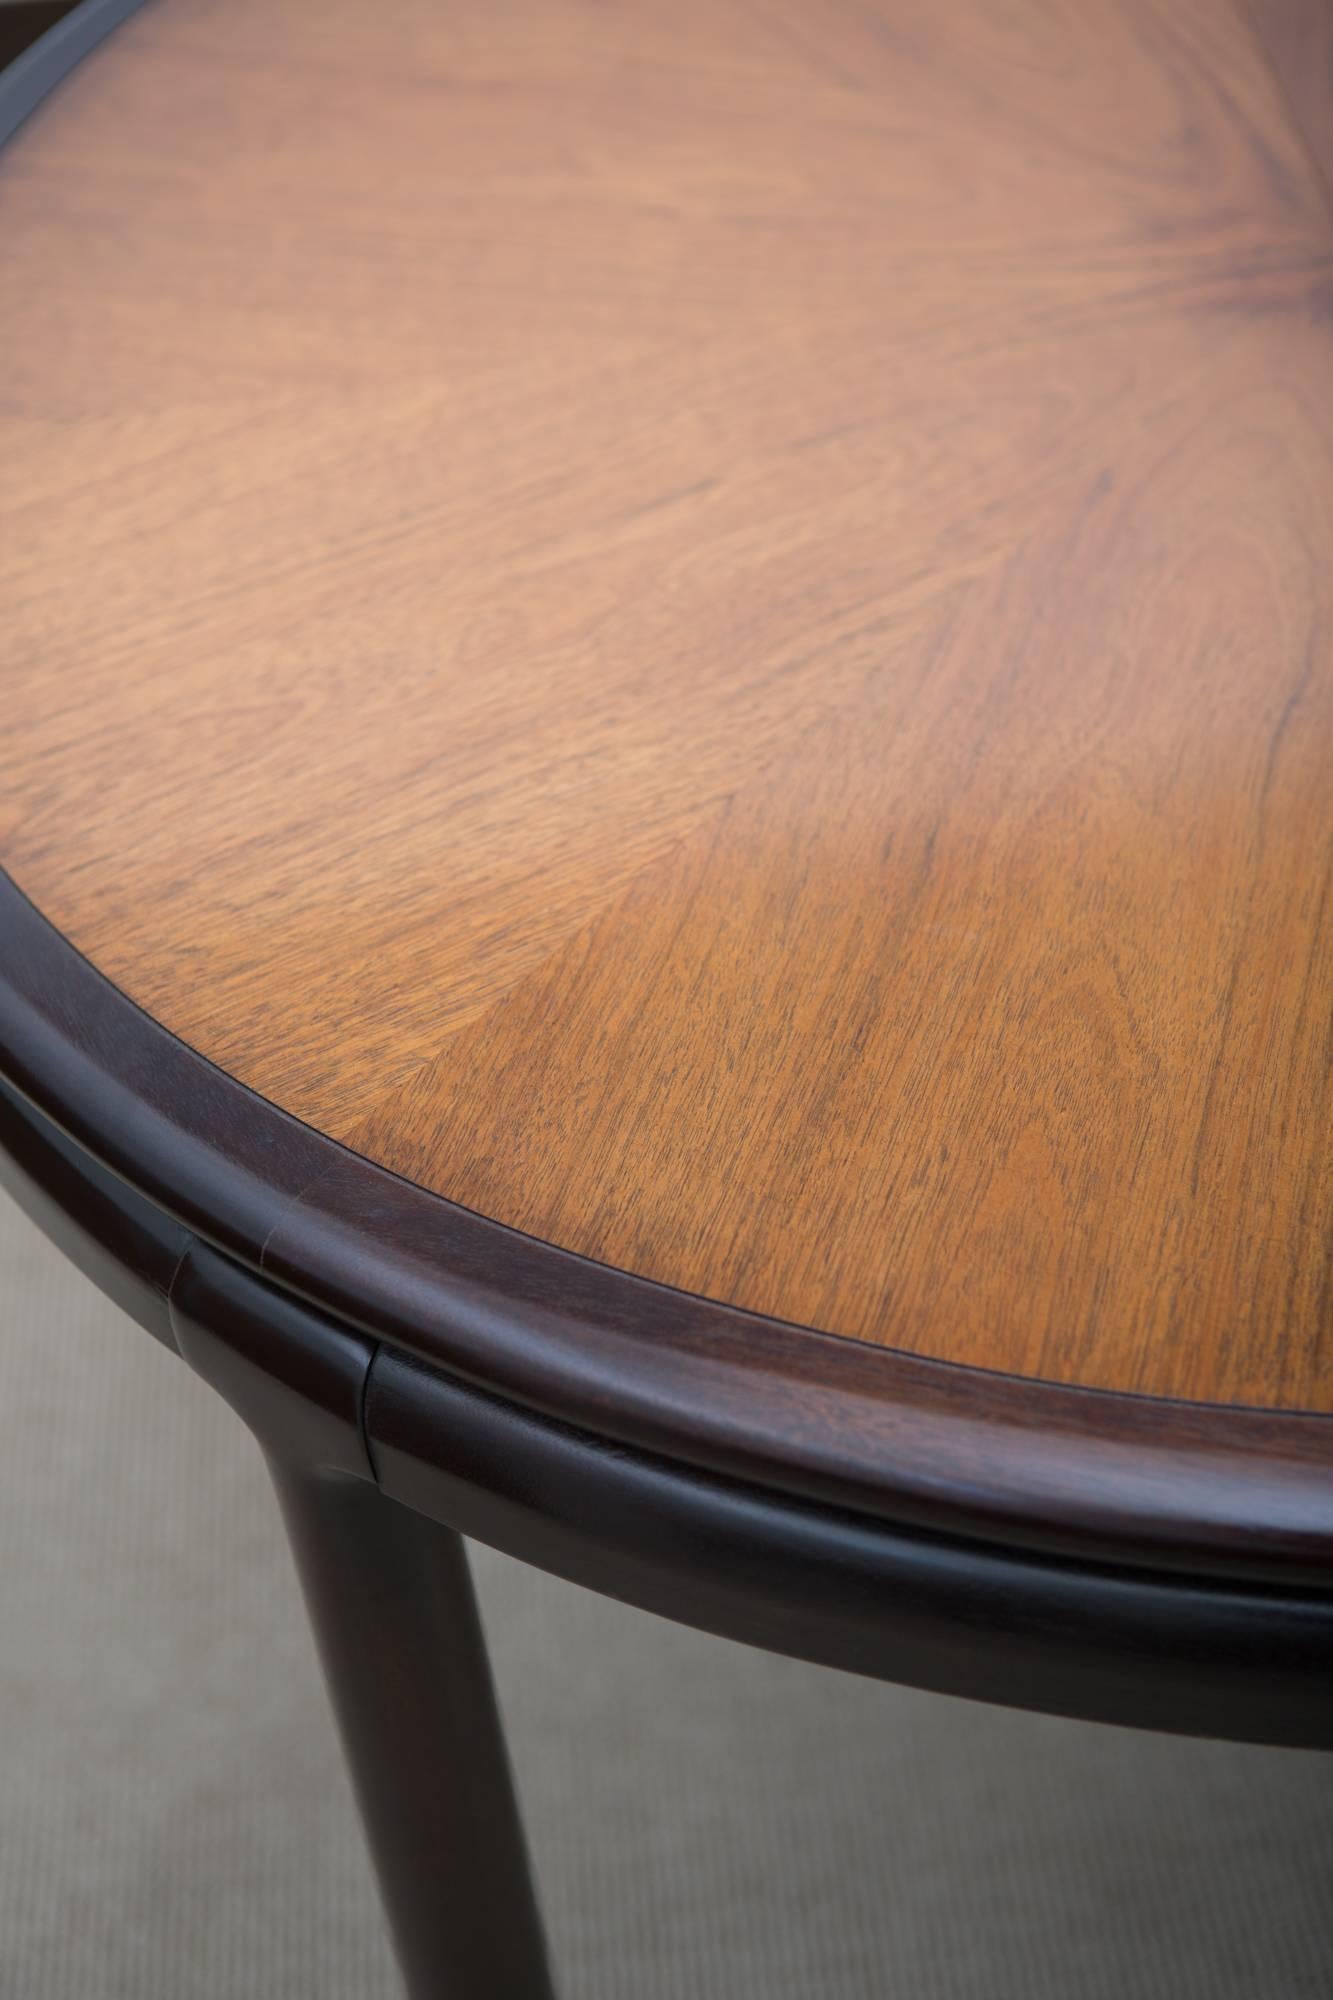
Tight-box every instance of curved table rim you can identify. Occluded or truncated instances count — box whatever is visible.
[3,888,1333,1749]
[3,867,1333,1591]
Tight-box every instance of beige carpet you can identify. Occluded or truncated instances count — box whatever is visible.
[1,1188,1330,1999]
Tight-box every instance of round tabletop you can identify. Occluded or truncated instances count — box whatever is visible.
[2,0,1332,1636]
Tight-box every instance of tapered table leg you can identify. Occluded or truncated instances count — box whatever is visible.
[170,1246,556,2000]
[267,1462,556,2000]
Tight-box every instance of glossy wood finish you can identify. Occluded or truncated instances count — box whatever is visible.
[2,0,1332,1408]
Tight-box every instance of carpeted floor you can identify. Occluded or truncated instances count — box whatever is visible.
[1,1188,1330,1998]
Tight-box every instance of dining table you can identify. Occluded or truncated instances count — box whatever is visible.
[2,0,1331,1993]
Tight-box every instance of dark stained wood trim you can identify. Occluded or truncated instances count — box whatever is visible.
[0,1073,184,1350]
[0,5,81,78]
[365,1339,1333,1750]
[0,0,145,146]
[4,1120,1332,1747]
[4,868,1332,1593]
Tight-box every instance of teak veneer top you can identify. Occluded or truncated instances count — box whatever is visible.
[2,0,1331,1412]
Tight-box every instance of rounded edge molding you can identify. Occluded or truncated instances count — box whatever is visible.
[0,0,149,149]
[5,1085,1333,1747]
[3,869,1332,1597]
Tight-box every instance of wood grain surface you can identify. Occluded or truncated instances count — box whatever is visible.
[1239,0,1333,210]
[2,0,1331,1408]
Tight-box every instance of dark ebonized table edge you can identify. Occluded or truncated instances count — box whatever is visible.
[3,1059,1332,1749]
[3,865,1332,1603]
[0,0,144,148]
